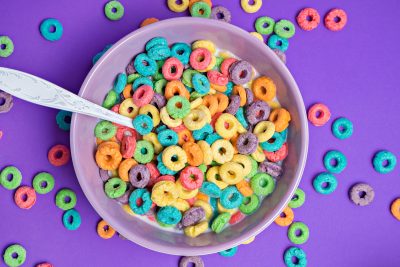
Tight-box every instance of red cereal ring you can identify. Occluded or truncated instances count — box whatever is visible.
[264,143,288,162]
[116,126,138,141]
[146,162,160,181]
[162,57,184,80]
[121,135,136,158]
[147,214,156,222]
[190,48,212,71]
[229,211,245,224]
[297,8,320,31]
[220,58,237,77]
[36,263,53,267]
[14,186,37,209]
[210,112,222,129]
[307,103,331,126]
[111,104,120,113]
[179,166,204,190]
[48,144,70,167]
[207,70,228,86]
[132,85,154,107]
[324,8,347,31]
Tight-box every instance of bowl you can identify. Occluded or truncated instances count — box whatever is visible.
[70,17,308,256]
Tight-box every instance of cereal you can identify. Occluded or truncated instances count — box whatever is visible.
[220,186,244,209]
[273,49,287,64]
[140,17,159,27]
[56,110,72,131]
[241,0,262,13]
[96,141,122,170]
[105,177,127,198]
[246,100,270,125]
[129,188,153,215]
[250,31,263,41]
[219,246,238,257]
[168,0,189,12]
[190,2,212,18]
[284,247,307,267]
[373,150,397,174]
[211,6,231,23]
[269,108,291,132]
[288,222,309,244]
[274,20,296,39]
[171,43,192,65]
[181,206,205,226]
[157,206,182,225]
[274,206,294,226]
[14,186,37,209]
[267,34,289,52]
[32,172,55,194]
[0,36,14,58]
[255,16,275,35]
[0,91,14,113]
[95,120,117,140]
[236,132,258,154]
[163,57,183,80]
[313,172,337,194]
[211,212,231,233]
[350,183,375,206]
[239,194,259,215]
[40,18,63,41]
[121,135,136,159]
[48,144,71,166]
[332,117,353,139]
[62,209,82,230]
[179,256,204,267]
[251,173,275,196]
[323,150,347,174]
[36,263,53,267]
[104,1,124,21]
[325,8,347,31]
[288,188,305,209]
[297,8,320,31]
[261,132,284,152]
[0,166,22,190]
[390,198,400,221]
[259,161,282,177]
[97,220,116,239]
[3,244,26,267]
[307,103,331,126]
[229,60,253,85]
[55,188,77,210]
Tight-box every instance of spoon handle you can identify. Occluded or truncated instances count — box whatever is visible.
[0,67,133,128]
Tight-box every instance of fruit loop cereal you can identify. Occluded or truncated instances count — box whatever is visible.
[63,209,82,230]
[40,19,63,42]
[307,103,331,126]
[288,221,309,244]
[211,6,231,23]
[0,35,14,58]
[313,172,337,195]
[323,150,347,174]
[179,256,204,267]
[274,206,294,226]
[373,150,397,174]
[104,1,124,21]
[218,246,238,257]
[241,0,262,13]
[331,117,353,140]
[97,219,116,239]
[0,166,22,190]
[140,18,159,27]
[48,144,70,166]
[284,246,307,267]
[93,37,292,237]
[349,183,375,206]
[390,198,400,221]
[297,8,320,31]
[324,8,347,31]
[56,110,72,131]
[14,186,37,209]
[0,91,14,113]
[36,263,53,267]
[3,244,26,267]
[55,188,77,210]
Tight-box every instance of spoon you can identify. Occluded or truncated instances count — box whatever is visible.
[0,67,133,129]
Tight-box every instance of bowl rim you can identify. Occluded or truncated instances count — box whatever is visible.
[70,17,309,256]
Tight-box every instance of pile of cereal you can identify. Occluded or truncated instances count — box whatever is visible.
[94,37,291,237]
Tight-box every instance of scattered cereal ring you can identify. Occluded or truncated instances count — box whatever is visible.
[349,183,375,206]
[288,222,309,244]
[373,150,397,174]
[332,117,353,140]
[219,246,238,257]
[284,246,307,267]
[190,2,211,18]
[104,0,124,21]
[267,34,289,52]
[140,17,159,27]
[297,8,320,31]
[62,209,82,230]
[241,0,262,13]
[36,263,53,267]
[168,0,190,12]
[32,172,55,194]
[288,188,305,209]
[274,19,296,39]
[56,110,72,131]
[0,91,14,113]
[323,150,347,174]
[55,188,77,210]
[179,256,204,267]
[324,8,347,31]
[275,206,294,226]
[97,219,116,239]
[255,16,275,35]
[390,198,400,221]
[313,172,337,195]
[3,244,26,267]
[14,186,36,209]
[0,36,14,58]
[250,31,263,41]
[48,144,70,166]
[0,166,22,190]
[307,103,331,126]
[40,18,63,41]
[211,6,231,23]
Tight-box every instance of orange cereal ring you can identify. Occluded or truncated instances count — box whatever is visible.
[95,141,122,171]
[197,192,210,202]
[203,95,218,116]
[165,80,190,100]
[269,108,291,132]
[122,84,134,99]
[189,0,212,9]
[233,85,247,106]
[252,76,276,102]
[235,180,253,197]
[210,83,227,93]
[391,198,400,221]
[118,158,138,182]
[214,93,229,113]
[183,142,204,166]
[97,220,116,239]
[177,128,195,145]
[140,17,159,27]
[274,206,294,226]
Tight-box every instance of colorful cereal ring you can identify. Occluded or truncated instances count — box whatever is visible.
[14,186,37,209]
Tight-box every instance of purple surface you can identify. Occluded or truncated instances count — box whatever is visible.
[0,0,399,266]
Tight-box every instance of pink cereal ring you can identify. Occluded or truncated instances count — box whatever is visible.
[121,135,136,158]
[162,57,184,80]
[220,58,237,77]
[14,186,37,209]
[132,85,154,107]
[111,104,121,113]
[229,211,245,224]
[190,48,212,71]
[297,8,320,31]
[179,166,204,190]
[207,70,229,86]
[324,8,347,31]
[264,143,288,162]
[307,103,331,126]
[146,162,160,181]
[116,126,138,141]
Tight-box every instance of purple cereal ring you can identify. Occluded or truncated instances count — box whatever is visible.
[99,169,110,182]
[245,100,270,125]
[225,95,240,115]
[179,256,204,267]
[244,87,254,106]
[350,183,375,206]
[150,93,166,109]
[236,132,258,154]
[126,61,136,75]
[273,49,287,64]
[129,164,150,188]
[229,60,253,85]
[259,161,283,177]
[115,183,134,204]
[211,6,232,23]
[0,91,13,113]
[181,206,205,227]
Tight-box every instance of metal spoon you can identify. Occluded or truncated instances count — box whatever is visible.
[0,67,133,128]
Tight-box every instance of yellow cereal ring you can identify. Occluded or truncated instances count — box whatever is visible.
[253,121,275,142]
[211,139,234,164]
[217,200,236,214]
[171,198,190,212]
[194,200,213,220]
[162,145,187,171]
[197,140,213,165]
[242,236,255,245]
[196,105,212,123]
[167,0,189,12]
[218,51,232,59]
[267,100,281,109]
[119,98,139,118]
[192,40,216,54]
[232,154,252,177]
[241,0,262,13]
[122,204,136,216]
[251,145,266,162]
[206,166,228,189]
[190,97,203,109]
[151,181,179,207]
[219,162,244,185]
[176,180,199,199]
[160,107,183,128]
[118,158,138,182]
[250,32,263,41]
[183,108,208,131]
[139,104,160,127]
[184,221,208,238]
[143,132,163,154]
[215,113,238,139]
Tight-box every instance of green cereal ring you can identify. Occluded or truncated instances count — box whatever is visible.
[373,150,397,174]
[154,79,167,94]
[153,60,166,81]
[274,19,296,39]
[332,117,353,140]
[0,166,22,190]
[190,2,211,18]
[182,69,199,88]
[323,150,347,174]
[32,172,55,194]
[284,247,307,267]
[127,73,141,84]
[198,164,207,173]
[102,90,118,109]
[134,140,154,164]
[239,194,260,215]
[313,172,337,195]
[166,96,191,119]
[247,156,258,178]
[104,177,127,198]
[250,173,275,196]
[288,188,305,209]
[104,0,124,21]
[94,120,117,140]
[3,244,26,267]
[255,16,275,35]
[214,56,224,71]
[55,188,77,210]
[211,212,231,233]
[288,222,309,245]
[0,36,14,58]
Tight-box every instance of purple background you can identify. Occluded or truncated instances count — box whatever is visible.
[1,0,400,266]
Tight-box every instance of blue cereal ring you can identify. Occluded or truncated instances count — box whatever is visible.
[205,133,222,145]
[156,124,168,133]
[267,34,289,52]
[236,107,249,129]
[148,46,171,61]
[156,206,182,225]
[313,172,338,195]
[261,132,284,152]
[192,73,210,94]
[193,123,213,140]
[323,150,347,173]
[219,246,238,257]
[40,18,63,41]
[133,76,153,90]
[133,114,154,135]
[201,181,222,198]
[145,37,168,51]
[373,150,397,174]
[56,110,72,131]
[158,129,178,146]
[171,43,191,65]
[220,186,244,209]
[113,73,127,94]
[332,117,353,140]
[128,188,152,215]
[284,246,307,267]
[224,81,234,96]
[62,209,81,230]
[281,128,288,141]
[92,44,113,65]
[134,53,157,76]
[209,197,219,219]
